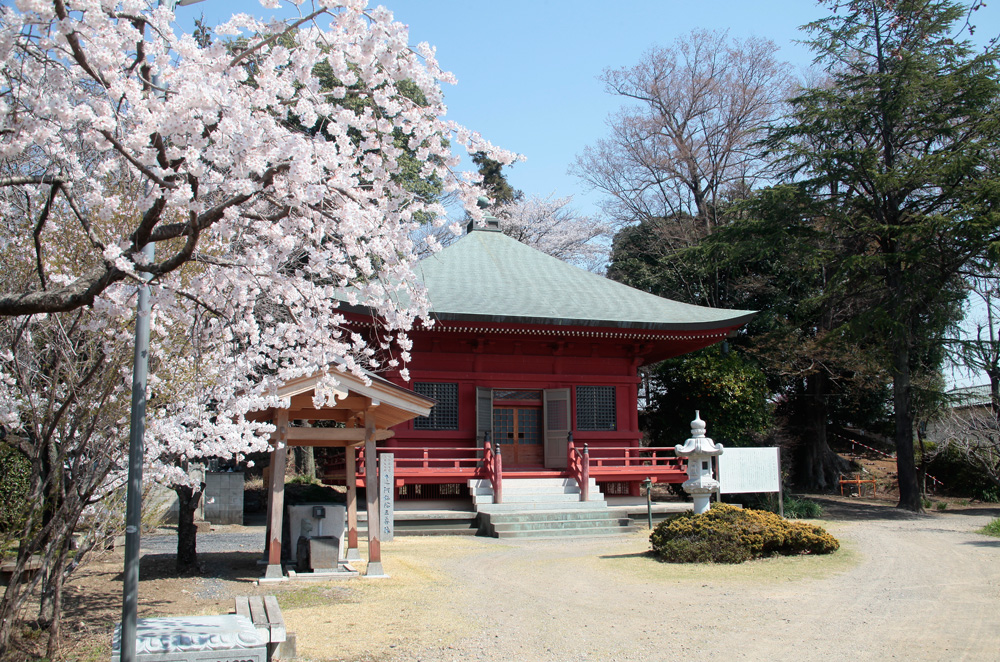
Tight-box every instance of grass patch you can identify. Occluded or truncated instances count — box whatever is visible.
[979,518,1000,538]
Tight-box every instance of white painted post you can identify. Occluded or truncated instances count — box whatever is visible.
[380,453,395,543]
[364,411,385,577]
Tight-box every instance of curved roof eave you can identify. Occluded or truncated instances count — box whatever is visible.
[414,230,756,331]
[426,310,757,332]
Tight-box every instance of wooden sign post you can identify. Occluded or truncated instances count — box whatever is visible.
[380,453,394,543]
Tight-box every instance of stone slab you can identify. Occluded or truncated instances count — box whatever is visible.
[308,535,344,571]
[111,615,266,662]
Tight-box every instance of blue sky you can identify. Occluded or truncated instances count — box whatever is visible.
[181,0,998,387]
[183,1,998,222]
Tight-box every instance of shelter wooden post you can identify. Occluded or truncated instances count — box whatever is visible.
[364,408,384,576]
[264,410,289,579]
[346,443,360,561]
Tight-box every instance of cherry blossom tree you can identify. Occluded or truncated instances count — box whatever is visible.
[0,0,513,651]
[495,194,611,272]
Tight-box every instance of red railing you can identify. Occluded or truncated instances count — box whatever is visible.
[586,446,686,471]
[357,446,484,476]
[567,434,590,502]
[481,433,503,504]
[343,441,503,502]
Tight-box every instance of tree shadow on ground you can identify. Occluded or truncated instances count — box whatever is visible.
[598,551,654,560]
[806,496,1000,522]
[118,552,262,581]
[805,496,926,521]
[932,507,1000,519]
[962,539,1000,548]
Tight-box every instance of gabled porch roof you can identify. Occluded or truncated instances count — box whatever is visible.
[250,367,435,435]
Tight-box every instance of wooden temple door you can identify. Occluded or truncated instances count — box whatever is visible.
[492,390,543,467]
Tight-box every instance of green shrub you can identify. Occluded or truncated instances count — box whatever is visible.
[979,518,1000,538]
[0,443,30,533]
[649,503,839,564]
[745,494,823,519]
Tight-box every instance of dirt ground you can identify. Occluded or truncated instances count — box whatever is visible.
[13,495,1000,662]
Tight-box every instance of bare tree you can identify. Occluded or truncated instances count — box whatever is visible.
[951,274,1000,412]
[573,30,791,237]
[0,308,131,655]
[935,404,1000,495]
[414,195,612,273]
[496,195,612,272]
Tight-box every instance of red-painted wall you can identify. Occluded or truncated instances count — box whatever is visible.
[384,329,644,459]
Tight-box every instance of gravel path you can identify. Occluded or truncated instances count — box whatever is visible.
[140,528,264,555]
[282,499,1000,662]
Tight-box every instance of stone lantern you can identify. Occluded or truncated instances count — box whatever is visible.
[674,411,724,515]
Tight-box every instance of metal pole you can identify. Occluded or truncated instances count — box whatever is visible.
[121,0,209,655]
[777,447,785,518]
[120,242,154,662]
[645,478,653,529]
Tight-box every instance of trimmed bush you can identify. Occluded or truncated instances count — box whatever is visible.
[649,503,839,564]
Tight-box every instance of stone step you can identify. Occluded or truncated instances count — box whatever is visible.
[356,523,479,536]
[468,477,598,490]
[490,517,631,533]
[498,484,585,495]
[477,500,608,513]
[484,509,626,524]
[473,492,583,505]
[494,525,640,539]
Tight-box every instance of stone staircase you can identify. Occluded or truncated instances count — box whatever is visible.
[469,477,639,539]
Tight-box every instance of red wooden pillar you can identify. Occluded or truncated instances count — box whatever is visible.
[346,443,360,561]
[364,409,384,576]
[264,409,288,579]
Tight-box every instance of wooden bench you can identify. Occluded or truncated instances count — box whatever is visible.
[0,556,42,587]
[235,595,294,660]
[839,476,877,497]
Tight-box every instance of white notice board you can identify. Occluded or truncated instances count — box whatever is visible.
[718,447,780,494]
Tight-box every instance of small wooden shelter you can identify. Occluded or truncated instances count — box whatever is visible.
[251,368,434,578]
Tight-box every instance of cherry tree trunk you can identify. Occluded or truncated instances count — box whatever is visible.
[175,484,204,574]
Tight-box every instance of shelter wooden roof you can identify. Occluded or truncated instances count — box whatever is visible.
[249,368,434,446]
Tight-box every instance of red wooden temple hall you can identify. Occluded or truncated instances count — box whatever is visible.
[334,200,755,503]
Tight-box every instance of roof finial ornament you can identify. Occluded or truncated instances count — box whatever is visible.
[467,196,502,233]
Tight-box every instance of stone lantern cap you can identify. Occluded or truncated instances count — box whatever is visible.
[674,411,724,457]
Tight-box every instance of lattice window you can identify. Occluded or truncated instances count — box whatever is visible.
[493,389,542,402]
[576,386,617,431]
[599,481,630,496]
[413,382,459,430]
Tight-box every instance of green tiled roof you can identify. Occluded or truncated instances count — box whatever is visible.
[416,229,755,331]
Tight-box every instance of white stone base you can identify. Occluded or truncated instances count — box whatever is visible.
[112,615,266,662]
